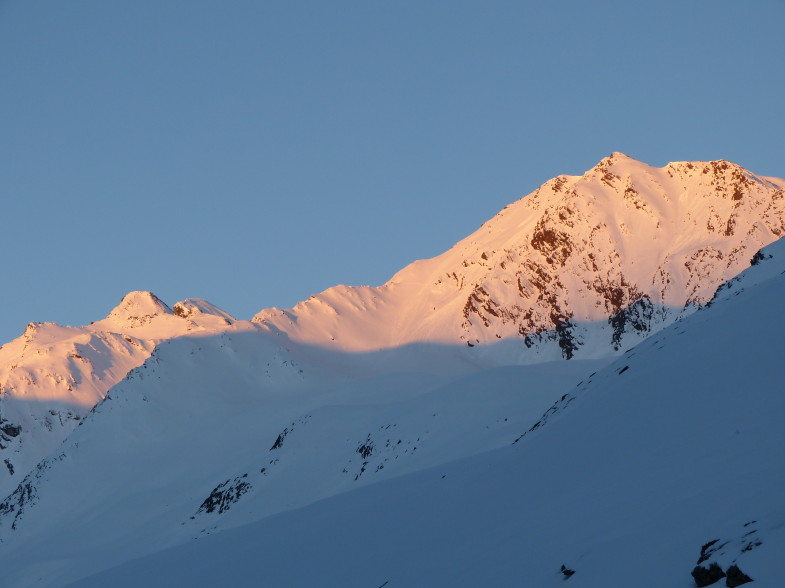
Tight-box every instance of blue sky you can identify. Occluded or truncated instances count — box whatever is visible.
[1,0,783,344]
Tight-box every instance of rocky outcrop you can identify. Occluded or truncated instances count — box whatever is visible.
[692,562,726,586]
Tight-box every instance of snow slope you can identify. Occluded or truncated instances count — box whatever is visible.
[67,235,785,588]
[0,332,608,585]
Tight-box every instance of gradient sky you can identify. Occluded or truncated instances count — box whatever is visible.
[2,0,783,344]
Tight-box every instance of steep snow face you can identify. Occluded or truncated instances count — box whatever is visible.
[0,292,238,498]
[254,154,785,361]
[67,235,785,588]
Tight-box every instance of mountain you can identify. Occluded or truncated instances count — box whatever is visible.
[4,154,782,500]
[0,154,782,586]
[68,235,785,588]
[3,210,785,588]
[0,292,237,498]
[254,153,785,364]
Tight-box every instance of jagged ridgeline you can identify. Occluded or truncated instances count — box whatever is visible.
[254,153,785,359]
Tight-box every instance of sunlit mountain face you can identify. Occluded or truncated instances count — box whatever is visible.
[254,153,785,361]
[0,154,783,587]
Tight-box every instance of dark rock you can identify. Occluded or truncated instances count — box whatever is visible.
[357,436,374,459]
[0,423,21,438]
[697,539,721,564]
[692,562,726,586]
[270,427,288,450]
[740,539,762,553]
[750,250,770,266]
[608,295,654,350]
[552,313,578,359]
[725,565,753,587]
[197,476,252,515]
[0,478,38,530]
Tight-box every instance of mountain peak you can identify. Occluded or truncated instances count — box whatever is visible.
[105,291,173,326]
[172,299,235,323]
[585,152,649,177]
[605,151,636,162]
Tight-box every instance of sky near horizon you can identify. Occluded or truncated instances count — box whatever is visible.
[1,0,783,344]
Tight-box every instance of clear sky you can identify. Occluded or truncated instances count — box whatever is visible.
[1,0,783,344]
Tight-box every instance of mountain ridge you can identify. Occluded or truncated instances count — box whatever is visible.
[1,154,783,499]
[0,153,783,587]
[253,153,785,359]
[8,228,785,588]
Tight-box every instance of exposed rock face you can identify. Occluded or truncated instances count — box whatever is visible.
[725,565,753,587]
[254,154,785,361]
[172,298,236,324]
[195,475,252,515]
[692,562,726,586]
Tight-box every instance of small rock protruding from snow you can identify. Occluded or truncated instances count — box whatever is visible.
[195,474,252,515]
[725,565,753,587]
[560,564,576,579]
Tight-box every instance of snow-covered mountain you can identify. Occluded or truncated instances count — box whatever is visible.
[254,153,785,363]
[68,235,785,588]
[2,223,784,588]
[4,154,782,501]
[0,154,783,587]
[0,292,240,498]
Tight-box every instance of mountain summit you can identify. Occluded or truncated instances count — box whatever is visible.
[104,291,173,327]
[254,154,785,362]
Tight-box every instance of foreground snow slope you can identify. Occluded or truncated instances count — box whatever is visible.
[255,154,785,362]
[0,334,607,586]
[70,237,785,588]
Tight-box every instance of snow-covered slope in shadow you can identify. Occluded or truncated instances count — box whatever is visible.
[0,336,607,586]
[68,236,785,588]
